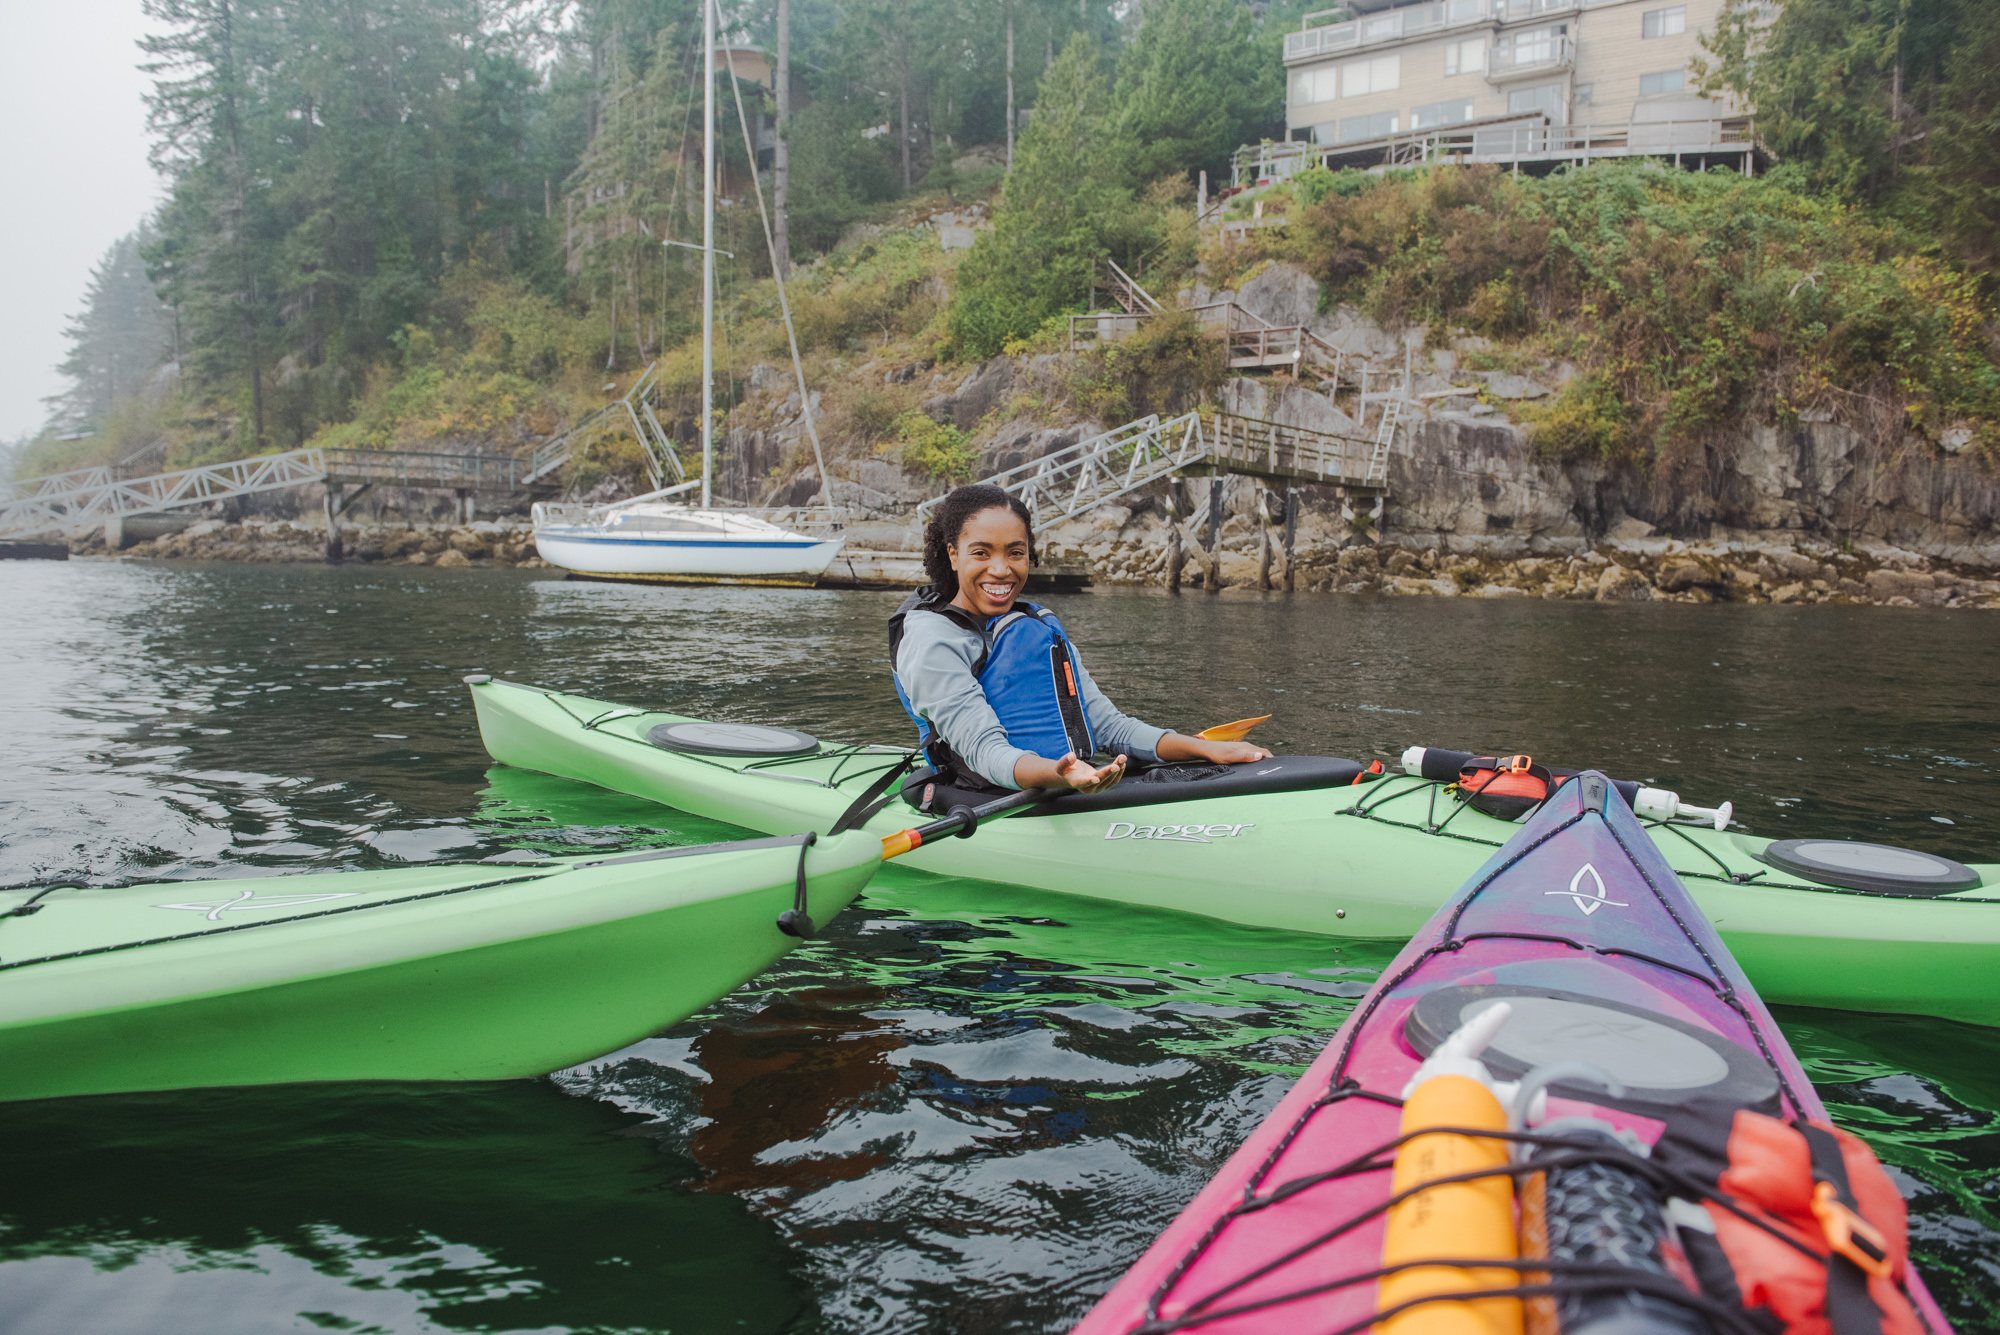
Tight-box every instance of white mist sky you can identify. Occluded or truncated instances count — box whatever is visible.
[0,0,162,441]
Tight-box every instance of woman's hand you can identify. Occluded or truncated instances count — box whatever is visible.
[1056,752,1127,794]
[1157,733,1274,766]
[1016,751,1128,793]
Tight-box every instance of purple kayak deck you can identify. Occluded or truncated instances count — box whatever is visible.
[1076,772,1952,1335]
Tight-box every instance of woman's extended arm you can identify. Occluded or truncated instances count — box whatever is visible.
[1155,733,1272,765]
[1070,650,1271,769]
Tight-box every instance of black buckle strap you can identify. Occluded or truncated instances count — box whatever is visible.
[775,832,819,939]
[828,754,917,834]
[1798,1120,1892,1335]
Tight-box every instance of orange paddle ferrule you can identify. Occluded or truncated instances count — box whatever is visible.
[1197,714,1272,742]
[1378,1073,1522,1335]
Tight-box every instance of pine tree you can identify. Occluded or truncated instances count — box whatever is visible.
[945,33,1127,358]
[1107,0,1279,188]
[45,227,174,435]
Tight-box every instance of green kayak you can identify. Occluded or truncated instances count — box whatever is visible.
[0,832,879,1103]
[469,677,2000,1028]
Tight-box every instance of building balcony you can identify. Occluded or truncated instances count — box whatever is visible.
[1284,0,1593,64]
[1484,32,1575,80]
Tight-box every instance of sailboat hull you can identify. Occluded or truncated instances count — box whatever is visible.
[534,530,845,585]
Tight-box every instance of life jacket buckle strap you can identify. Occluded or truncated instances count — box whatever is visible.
[1498,754,1534,774]
[1811,1181,1894,1279]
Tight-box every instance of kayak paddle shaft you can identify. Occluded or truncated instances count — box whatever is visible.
[881,788,1049,860]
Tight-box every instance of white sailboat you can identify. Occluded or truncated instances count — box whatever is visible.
[533,0,842,587]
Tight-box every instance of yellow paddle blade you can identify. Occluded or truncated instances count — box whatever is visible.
[1197,714,1272,742]
[881,829,920,860]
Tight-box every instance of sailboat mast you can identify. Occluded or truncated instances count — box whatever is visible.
[700,0,716,509]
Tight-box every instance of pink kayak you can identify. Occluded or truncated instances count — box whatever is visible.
[1076,771,1952,1335]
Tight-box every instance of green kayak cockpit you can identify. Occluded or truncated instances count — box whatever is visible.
[903,756,1369,818]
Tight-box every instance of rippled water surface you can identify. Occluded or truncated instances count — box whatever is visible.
[2,559,1997,1333]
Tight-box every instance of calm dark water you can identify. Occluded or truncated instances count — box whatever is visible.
[1,559,1997,1334]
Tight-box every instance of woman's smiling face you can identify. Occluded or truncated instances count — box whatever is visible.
[948,505,1031,617]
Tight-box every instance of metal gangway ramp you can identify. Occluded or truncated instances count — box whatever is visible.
[914,406,1397,534]
[0,365,692,542]
[0,447,552,541]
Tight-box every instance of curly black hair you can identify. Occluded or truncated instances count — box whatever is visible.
[921,484,1037,599]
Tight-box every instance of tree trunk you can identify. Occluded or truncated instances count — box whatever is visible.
[218,0,264,449]
[899,54,912,189]
[1005,0,1015,172]
[774,0,790,277]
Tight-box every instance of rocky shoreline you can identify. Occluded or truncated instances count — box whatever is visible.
[69,516,550,569]
[56,509,2000,608]
[1064,522,2000,607]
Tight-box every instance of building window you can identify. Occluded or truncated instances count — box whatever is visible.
[1341,53,1400,97]
[1508,82,1565,119]
[1642,6,1687,37]
[1639,68,1686,95]
[1443,37,1485,76]
[1289,65,1339,105]
[1573,83,1593,107]
[1499,25,1566,66]
[1337,110,1400,141]
[1412,99,1476,129]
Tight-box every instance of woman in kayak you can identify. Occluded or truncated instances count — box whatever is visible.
[891,484,1272,794]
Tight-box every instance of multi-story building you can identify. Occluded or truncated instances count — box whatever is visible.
[1247,0,1755,180]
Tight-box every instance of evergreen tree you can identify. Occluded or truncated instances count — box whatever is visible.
[945,33,1126,358]
[1705,0,1999,274]
[141,0,558,449]
[1107,0,1278,187]
[45,227,174,435]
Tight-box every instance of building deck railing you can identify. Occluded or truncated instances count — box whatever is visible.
[1233,115,1754,185]
[1285,0,1613,63]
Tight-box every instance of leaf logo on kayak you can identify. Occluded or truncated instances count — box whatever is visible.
[1104,821,1256,844]
[156,889,364,922]
[1545,863,1629,916]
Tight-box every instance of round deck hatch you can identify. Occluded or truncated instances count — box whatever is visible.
[1404,983,1778,1117]
[1753,838,1979,896]
[647,721,820,757]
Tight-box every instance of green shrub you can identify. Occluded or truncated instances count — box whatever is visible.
[1520,372,1631,460]
[892,412,978,482]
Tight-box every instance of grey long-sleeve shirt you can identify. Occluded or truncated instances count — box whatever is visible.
[892,607,1168,789]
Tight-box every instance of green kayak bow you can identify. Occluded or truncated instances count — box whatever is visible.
[0,831,881,1103]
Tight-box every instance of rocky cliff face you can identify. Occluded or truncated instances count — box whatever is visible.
[749,260,1997,601]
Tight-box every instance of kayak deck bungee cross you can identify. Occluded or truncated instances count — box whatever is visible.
[0,832,879,1103]
[467,678,2000,1027]
[1072,772,1954,1335]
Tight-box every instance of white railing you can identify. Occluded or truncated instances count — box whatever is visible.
[0,450,333,539]
[525,362,686,490]
[1232,140,1321,185]
[1386,116,1755,163]
[1286,0,1612,63]
[1211,413,1390,487]
[1,444,564,539]
[916,413,1213,533]
[1235,115,1753,184]
[0,463,114,504]
[1486,31,1575,79]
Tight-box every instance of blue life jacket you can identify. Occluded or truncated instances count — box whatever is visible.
[889,588,1095,785]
